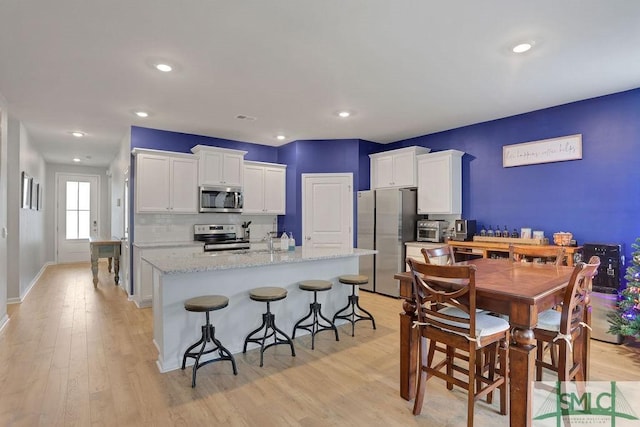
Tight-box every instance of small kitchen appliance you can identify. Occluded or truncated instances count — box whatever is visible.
[199,186,243,213]
[194,224,250,252]
[451,219,477,241]
[417,219,448,243]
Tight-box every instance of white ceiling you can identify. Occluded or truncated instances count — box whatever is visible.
[1,1,640,167]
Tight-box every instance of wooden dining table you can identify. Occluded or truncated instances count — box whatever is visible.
[395,257,590,427]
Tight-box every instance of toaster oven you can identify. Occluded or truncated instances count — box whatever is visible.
[416,220,448,243]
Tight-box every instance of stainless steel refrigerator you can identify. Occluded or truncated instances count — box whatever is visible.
[357,191,375,292]
[357,188,418,297]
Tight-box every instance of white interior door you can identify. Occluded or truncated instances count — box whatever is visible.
[56,173,99,263]
[302,173,353,249]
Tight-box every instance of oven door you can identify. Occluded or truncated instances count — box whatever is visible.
[199,186,243,213]
[417,227,440,243]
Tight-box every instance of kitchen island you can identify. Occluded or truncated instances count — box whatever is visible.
[143,247,376,372]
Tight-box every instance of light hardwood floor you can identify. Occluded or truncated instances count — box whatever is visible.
[1,262,639,426]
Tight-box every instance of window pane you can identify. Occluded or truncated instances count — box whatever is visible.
[66,211,78,239]
[78,211,90,239]
[78,182,90,210]
[66,182,78,210]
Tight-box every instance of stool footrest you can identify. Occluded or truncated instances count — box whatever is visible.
[333,291,376,337]
[243,302,296,367]
[181,322,237,387]
[292,298,339,350]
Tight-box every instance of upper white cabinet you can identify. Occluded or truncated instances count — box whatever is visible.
[133,149,199,214]
[417,150,464,214]
[243,161,287,215]
[191,145,247,187]
[370,146,431,189]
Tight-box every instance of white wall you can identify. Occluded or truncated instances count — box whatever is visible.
[109,131,130,239]
[7,118,46,301]
[0,93,8,328]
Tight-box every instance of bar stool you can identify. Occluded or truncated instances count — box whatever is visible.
[243,286,296,367]
[181,295,237,388]
[333,275,376,337]
[292,280,340,349]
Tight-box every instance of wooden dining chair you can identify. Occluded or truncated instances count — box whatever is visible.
[533,256,600,383]
[509,244,566,266]
[407,258,509,427]
[421,245,457,265]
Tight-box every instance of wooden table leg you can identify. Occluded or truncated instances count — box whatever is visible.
[510,327,536,427]
[108,257,113,273]
[400,300,418,400]
[91,255,99,288]
[114,255,120,285]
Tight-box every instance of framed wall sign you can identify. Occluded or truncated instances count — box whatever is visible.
[21,171,32,209]
[503,134,582,167]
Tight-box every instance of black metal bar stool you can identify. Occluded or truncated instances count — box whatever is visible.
[243,286,296,367]
[292,280,339,349]
[181,295,237,387]
[333,275,376,337]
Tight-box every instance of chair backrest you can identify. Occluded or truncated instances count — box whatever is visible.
[559,255,600,335]
[406,257,477,339]
[509,244,566,266]
[421,245,457,265]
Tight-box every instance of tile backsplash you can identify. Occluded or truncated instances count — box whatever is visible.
[134,213,277,243]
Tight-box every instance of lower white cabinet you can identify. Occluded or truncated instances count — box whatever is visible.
[405,242,450,271]
[243,161,286,214]
[133,244,203,307]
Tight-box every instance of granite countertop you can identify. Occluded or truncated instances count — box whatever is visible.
[133,240,204,249]
[142,247,376,275]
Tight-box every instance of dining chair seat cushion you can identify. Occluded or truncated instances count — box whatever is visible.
[429,306,510,339]
[535,309,561,332]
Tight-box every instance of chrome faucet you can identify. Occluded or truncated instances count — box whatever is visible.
[265,231,278,252]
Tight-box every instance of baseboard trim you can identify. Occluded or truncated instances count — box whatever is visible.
[0,314,9,333]
[8,262,54,304]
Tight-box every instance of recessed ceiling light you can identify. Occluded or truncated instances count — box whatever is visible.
[72,158,81,162]
[512,42,533,54]
[236,114,257,121]
[155,63,173,72]
[338,111,351,118]
[135,111,149,118]
[71,131,85,137]
[276,135,286,141]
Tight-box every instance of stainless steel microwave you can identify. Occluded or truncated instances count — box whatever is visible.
[199,186,243,213]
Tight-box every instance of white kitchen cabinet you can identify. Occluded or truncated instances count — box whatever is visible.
[191,145,247,187]
[405,242,450,271]
[243,161,287,214]
[417,150,464,215]
[369,146,430,189]
[133,149,198,214]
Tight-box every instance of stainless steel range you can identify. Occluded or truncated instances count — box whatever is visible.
[194,224,250,252]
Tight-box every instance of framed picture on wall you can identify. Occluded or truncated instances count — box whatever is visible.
[38,184,43,211]
[21,171,32,209]
[34,183,40,210]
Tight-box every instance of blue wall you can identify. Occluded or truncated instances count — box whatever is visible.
[391,88,640,262]
[131,126,279,162]
[129,87,640,264]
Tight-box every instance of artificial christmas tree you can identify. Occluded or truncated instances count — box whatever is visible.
[608,237,640,338]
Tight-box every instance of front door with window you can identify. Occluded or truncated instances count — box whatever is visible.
[56,173,99,263]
